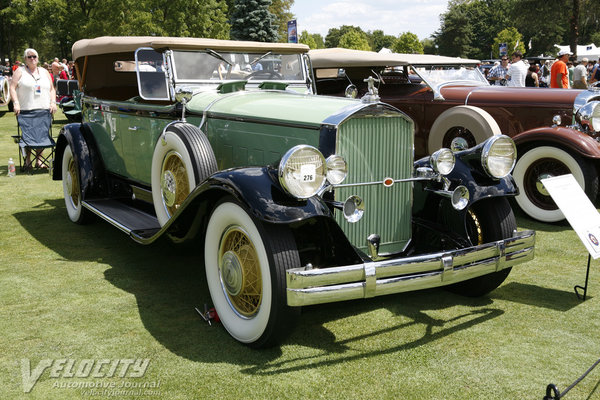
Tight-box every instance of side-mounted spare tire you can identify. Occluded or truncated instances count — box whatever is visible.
[428,105,502,154]
[151,123,217,226]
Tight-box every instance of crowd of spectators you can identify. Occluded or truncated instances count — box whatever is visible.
[483,51,600,89]
[1,57,74,80]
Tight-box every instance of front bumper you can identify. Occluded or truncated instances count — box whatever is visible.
[286,230,535,306]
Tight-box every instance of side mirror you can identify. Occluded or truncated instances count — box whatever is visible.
[135,48,171,101]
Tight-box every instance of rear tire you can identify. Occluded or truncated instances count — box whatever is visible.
[447,197,516,297]
[62,145,91,224]
[204,198,300,347]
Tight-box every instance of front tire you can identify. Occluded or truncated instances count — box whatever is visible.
[447,197,516,297]
[151,123,216,226]
[62,145,90,224]
[513,146,599,222]
[204,199,300,347]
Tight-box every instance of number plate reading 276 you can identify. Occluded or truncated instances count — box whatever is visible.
[300,164,316,182]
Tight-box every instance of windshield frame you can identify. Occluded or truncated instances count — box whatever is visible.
[411,64,489,100]
[169,49,308,85]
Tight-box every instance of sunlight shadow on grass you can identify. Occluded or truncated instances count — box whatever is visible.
[490,282,586,311]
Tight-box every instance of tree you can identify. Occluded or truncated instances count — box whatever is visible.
[393,32,424,54]
[422,38,437,54]
[492,27,526,58]
[325,25,367,48]
[369,30,396,52]
[230,0,278,42]
[299,30,324,49]
[338,30,371,51]
[269,0,294,42]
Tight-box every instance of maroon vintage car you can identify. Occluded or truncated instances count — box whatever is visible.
[309,48,600,223]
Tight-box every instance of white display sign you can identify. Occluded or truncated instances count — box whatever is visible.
[541,174,600,259]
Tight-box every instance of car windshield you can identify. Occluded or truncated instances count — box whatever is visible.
[171,50,305,83]
[413,65,489,88]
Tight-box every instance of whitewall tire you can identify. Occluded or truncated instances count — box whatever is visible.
[513,146,598,223]
[204,199,299,347]
[151,124,216,226]
[62,145,89,224]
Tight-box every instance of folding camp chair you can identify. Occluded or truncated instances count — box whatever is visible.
[11,109,55,173]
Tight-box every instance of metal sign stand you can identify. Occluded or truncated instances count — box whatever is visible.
[574,254,592,301]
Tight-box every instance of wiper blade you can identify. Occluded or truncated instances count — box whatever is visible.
[206,49,232,66]
[251,51,272,66]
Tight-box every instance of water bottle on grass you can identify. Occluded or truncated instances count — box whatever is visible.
[8,158,15,177]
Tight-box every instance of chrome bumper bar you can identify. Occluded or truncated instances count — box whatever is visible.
[286,230,535,306]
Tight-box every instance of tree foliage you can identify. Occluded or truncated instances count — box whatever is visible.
[492,27,526,58]
[230,0,278,42]
[338,30,371,51]
[393,32,424,54]
[299,30,324,49]
[0,0,229,63]
[325,25,368,49]
[370,30,397,52]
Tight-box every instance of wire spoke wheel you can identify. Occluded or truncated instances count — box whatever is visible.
[160,151,190,217]
[218,226,262,317]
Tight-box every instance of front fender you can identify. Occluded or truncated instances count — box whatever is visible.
[194,167,332,224]
[512,126,600,159]
[156,167,335,245]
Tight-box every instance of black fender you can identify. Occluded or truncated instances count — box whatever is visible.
[157,166,362,266]
[53,123,107,199]
[181,166,332,226]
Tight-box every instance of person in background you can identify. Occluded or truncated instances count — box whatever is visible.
[573,58,589,89]
[9,48,56,169]
[567,61,574,88]
[590,59,600,85]
[506,51,528,87]
[525,64,539,87]
[488,56,509,86]
[12,60,20,72]
[51,57,62,87]
[550,50,571,88]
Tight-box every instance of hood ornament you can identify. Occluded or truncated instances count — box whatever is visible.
[361,76,381,103]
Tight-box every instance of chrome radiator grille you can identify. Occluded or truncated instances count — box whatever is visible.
[334,113,414,255]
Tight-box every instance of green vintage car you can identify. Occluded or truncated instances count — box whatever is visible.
[53,36,535,347]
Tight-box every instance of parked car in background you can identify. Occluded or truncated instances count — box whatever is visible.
[53,36,535,347]
[309,48,600,223]
[0,75,10,106]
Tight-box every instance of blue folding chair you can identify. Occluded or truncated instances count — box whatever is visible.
[12,109,55,173]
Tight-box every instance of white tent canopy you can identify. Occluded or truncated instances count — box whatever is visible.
[555,43,600,61]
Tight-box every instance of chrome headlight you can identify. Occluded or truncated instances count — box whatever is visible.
[430,148,455,175]
[575,101,600,133]
[326,154,348,185]
[481,135,516,178]
[279,145,327,198]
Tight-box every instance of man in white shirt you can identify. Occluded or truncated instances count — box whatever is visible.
[573,58,588,89]
[506,51,528,87]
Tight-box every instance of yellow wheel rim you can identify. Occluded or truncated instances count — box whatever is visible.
[218,226,262,317]
[67,158,79,207]
[468,209,483,245]
[160,151,190,217]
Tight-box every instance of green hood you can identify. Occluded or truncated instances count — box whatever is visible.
[187,90,360,127]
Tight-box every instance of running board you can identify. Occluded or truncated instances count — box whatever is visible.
[83,199,161,239]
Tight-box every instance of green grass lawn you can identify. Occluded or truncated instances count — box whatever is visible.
[1,105,599,399]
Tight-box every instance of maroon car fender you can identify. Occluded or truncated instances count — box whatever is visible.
[512,127,600,159]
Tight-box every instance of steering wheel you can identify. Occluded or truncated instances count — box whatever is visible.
[246,70,283,80]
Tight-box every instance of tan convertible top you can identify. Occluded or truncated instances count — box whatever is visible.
[308,48,480,68]
[72,36,310,60]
